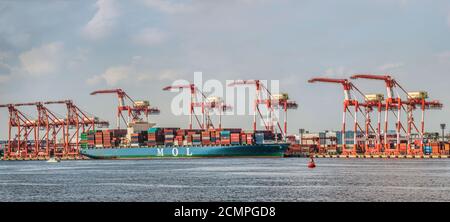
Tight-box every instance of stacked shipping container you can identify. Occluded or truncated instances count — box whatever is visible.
[201,131,211,145]
[164,128,178,146]
[231,133,240,145]
[80,133,88,149]
[79,127,278,149]
[220,131,230,145]
[103,130,112,147]
[95,131,103,148]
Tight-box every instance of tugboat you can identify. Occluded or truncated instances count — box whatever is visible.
[46,156,60,163]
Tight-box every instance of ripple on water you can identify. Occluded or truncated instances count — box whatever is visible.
[0,158,450,202]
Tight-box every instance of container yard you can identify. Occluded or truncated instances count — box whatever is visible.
[300,74,446,158]
[0,74,447,160]
[0,82,294,160]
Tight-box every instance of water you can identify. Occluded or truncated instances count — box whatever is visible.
[1,158,450,202]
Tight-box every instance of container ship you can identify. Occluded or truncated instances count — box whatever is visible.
[79,124,288,159]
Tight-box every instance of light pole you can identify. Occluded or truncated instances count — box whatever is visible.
[440,124,446,142]
[299,129,305,145]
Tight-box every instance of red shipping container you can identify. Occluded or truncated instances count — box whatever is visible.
[202,140,211,145]
[176,129,186,136]
[221,138,231,145]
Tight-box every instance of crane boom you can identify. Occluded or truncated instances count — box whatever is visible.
[90,89,126,96]
[227,80,259,87]
[351,74,393,82]
[162,84,195,91]
[308,78,348,84]
[308,78,353,90]
[90,88,159,128]
[13,102,41,107]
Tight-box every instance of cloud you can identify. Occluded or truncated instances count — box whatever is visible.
[0,52,15,83]
[18,42,64,76]
[141,0,193,14]
[88,65,132,86]
[448,11,450,28]
[436,51,450,64]
[88,56,183,86]
[131,28,167,46]
[0,51,12,73]
[0,51,12,61]
[157,69,182,81]
[324,66,351,78]
[0,62,11,75]
[378,62,404,71]
[0,74,11,83]
[83,0,120,40]
[399,0,409,7]
[86,74,103,85]
[68,48,90,69]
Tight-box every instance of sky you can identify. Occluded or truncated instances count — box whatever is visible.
[1,0,450,138]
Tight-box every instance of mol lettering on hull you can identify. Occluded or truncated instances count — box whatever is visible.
[156,148,193,157]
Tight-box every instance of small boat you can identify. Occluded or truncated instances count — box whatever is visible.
[46,157,60,163]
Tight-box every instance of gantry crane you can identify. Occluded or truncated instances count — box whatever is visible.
[33,102,68,158]
[163,84,204,130]
[270,94,298,136]
[361,94,386,155]
[351,74,410,155]
[404,97,443,154]
[0,100,109,160]
[228,80,297,137]
[163,83,230,130]
[308,78,368,155]
[351,74,444,155]
[1,102,67,159]
[45,100,109,156]
[0,103,39,159]
[203,96,232,130]
[228,80,270,132]
[90,89,160,129]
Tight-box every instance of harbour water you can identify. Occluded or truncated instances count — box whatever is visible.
[1,158,450,202]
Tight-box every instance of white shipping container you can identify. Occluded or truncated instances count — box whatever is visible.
[134,100,150,107]
[271,93,289,100]
[302,133,320,139]
[408,91,428,99]
[206,96,222,103]
[262,140,275,144]
[365,94,384,102]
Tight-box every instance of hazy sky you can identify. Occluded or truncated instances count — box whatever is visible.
[1,0,450,138]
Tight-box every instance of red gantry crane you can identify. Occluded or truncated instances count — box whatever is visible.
[163,84,204,130]
[361,93,386,155]
[404,95,443,154]
[0,100,108,160]
[308,78,369,155]
[228,80,270,132]
[163,83,231,130]
[228,80,297,138]
[203,96,232,130]
[90,89,160,129]
[350,74,409,155]
[270,93,298,136]
[44,100,109,157]
[33,102,67,158]
[0,103,39,159]
[351,74,444,155]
